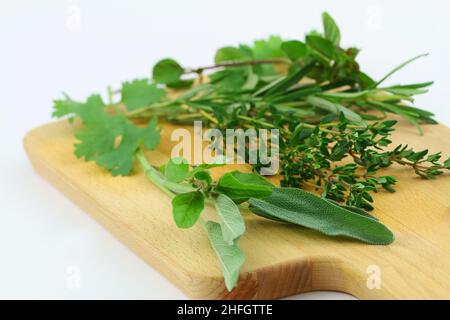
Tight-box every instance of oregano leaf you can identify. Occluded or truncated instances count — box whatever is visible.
[172,191,205,228]
[152,58,184,84]
[322,12,341,46]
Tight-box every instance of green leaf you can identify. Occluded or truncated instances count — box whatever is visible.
[214,47,246,64]
[322,12,341,46]
[248,188,394,245]
[318,91,368,100]
[216,171,274,204]
[252,76,286,97]
[52,94,83,119]
[305,35,335,61]
[92,119,161,176]
[370,101,423,135]
[193,170,212,187]
[213,194,245,244]
[176,84,214,101]
[269,86,321,103]
[203,221,245,291]
[372,53,429,88]
[82,95,109,123]
[209,69,247,92]
[152,58,184,84]
[387,81,434,90]
[307,96,364,124]
[385,87,428,96]
[172,191,205,228]
[265,62,315,97]
[444,157,450,169]
[327,199,378,221]
[241,67,259,90]
[192,155,230,170]
[253,36,285,59]
[72,95,118,160]
[140,117,161,150]
[121,79,165,111]
[281,40,307,61]
[166,79,194,89]
[94,125,142,176]
[73,95,160,176]
[165,157,189,183]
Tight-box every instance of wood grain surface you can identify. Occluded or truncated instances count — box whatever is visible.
[23,118,450,299]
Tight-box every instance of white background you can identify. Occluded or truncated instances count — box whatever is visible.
[1,0,449,299]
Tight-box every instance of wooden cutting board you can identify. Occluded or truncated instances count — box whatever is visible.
[24,118,450,299]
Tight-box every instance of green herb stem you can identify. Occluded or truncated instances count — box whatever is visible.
[185,58,291,74]
[135,148,176,198]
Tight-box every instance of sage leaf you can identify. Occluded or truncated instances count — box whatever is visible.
[248,188,394,245]
[172,191,204,228]
[203,221,245,291]
[216,171,273,204]
[327,199,378,221]
[165,157,189,183]
[213,194,245,244]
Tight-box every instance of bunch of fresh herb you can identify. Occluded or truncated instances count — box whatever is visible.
[139,154,394,291]
[53,12,450,290]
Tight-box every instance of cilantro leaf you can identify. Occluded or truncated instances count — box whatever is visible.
[64,95,160,176]
[76,94,108,125]
[165,157,190,183]
[214,47,247,64]
[93,119,161,176]
[74,115,124,161]
[52,93,83,119]
[121,79,165,111]
[253,36,285,59]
